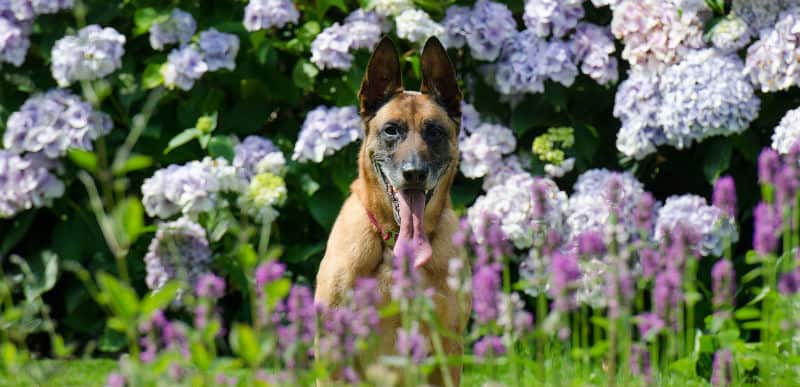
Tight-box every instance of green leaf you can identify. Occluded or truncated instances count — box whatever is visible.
[67,148,98,173]
[96,272,139,321]
[745,250,766,264]
[191,342,212,370]
[292,59,319,92]
[734,307,760,320]
[113,154,153,176]
[133,8,169,36]
[0,211,36,258]
[703,140,732,182]
[208,135,235,162]
[590,316,609,330]
[98,327,127,352]
[164,127,202,154]
[142,63,164,89]
[263,278,291,312]
[229,324,261,367]
[140,281,181,317]
[111,197,145,245]
[283,242,325,263]
[308,189,343,231]
[10,251,59,302]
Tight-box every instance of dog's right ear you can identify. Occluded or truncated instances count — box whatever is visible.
[358,37,403,118]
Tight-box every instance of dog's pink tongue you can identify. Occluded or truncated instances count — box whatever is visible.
[393,189,432,268]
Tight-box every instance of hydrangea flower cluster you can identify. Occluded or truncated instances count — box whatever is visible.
[654,195,738,257]
[233,136,284,180]
[610,0,706,70]
[569,23,619,84]
[310,10,382,70]
[0,151,64,218]
[292,105,361,163]
[368,0,412,16]
[468,173,568,249]
[50,25,126,87]
[482,155,526,191]
[3,89,112,159]
[745,7,800,92]
[459,123,516,178]
[144,217,213,292]
[772,107,800,154]
[523,0,584,38]
[492,30,578,95]
[0,0,72,66]
[149,8,196,50]
[709,16,752,53]
[441,0,518,61]
[238,173,288,223]
[3,0,73,20]
[395,9,444,44]
[243,0,299,31]
[141,157,245,219]
[198,28,240,71]
[615,50,759,159]
[732,0,789,35]
[162,27,239,90]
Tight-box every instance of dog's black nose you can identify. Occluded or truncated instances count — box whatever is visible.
[401,160,428,186]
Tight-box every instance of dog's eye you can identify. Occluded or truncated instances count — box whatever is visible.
[424,124,446,141]
[382,124,400,137]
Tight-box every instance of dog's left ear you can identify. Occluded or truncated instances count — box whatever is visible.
[420,37,461,120]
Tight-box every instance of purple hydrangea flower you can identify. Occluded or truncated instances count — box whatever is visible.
[195,273,225,299]
[465,0,518,61]
[0,15,30,66]
[243,0,299,31]
[713,176,737,218]
[198,28,239,71]
[711,260,735,308]
[233,135,283,180]
[343,10,383,50]
[310,23,353,70]
[3,89,112,158]
[655,195,738,257]
[459,123,516,178]
[733,0,789,36]
[162,45,208,91]
[50,25,125,86]
[772,107,800,154]
[569,22,618,84]
[745,7,800,92]
[396,323,428,364]
[0,151,64,218]
[482,155,526,191]
[149,9,196,50]
[144,218,213,293]
[523,0,584,38]
[758,148,782,185]
[753,202,781,255]
[292,105,361,163]
[440,5,471,49]
[5,0,72,20]
[492,30,578,95]
[613,69,666,159]
[711,349,733,387]
[473,335,506,358]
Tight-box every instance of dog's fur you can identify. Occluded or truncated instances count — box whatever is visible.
[314,37,470,385]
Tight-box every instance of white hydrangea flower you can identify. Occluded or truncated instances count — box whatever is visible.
[394,9,444,44]
[654,194,739,257]
[459,123,516,178]
[772,107,800,154]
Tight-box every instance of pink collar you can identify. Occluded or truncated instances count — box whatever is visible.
[365,208,393,242]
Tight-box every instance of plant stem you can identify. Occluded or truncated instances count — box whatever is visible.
[77,171,129,284]
[111,87,166,174]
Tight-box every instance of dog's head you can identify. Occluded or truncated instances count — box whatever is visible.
[357,36,461,265]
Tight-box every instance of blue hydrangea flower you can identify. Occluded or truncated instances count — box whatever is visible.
[395,9,444,44]
[459,123,516,178]
[654,194,738,257]
[0,151,64,218]
[613,69,665,159]
[658,49,759,149]
[732,0,789,35]
[198,28,239,71]
[343,10,383,50]
[50,24,126,87]
[233,135,284,180]
[144,217,212,292]
[141,157,245,219]
[162,45,208,91]
[292,106,361,163]
[745,7,800,92]
[465,0,518,61]
[2,0,72,21]
[440,5,471,49]
[149,8,196,50]
[570,23,618,84]
[310,23,353,70]
[0,14,30,66]
[3,89,112,159]
[492,30,578,95]
[523,0,584,38]
[243,0,299,31]
[772,107,800,154]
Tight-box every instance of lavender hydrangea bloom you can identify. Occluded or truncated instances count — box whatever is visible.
[468,173,568,249]
[613,69,665,159]
[234,135,283,180]
[611,0,706,70]
[144,217,212,292]
[482,155,526,191]
[198,28,239,71]
[772,107,800,154]
[492,30,578,95]
[655,195,739,257]
[745,7,800,92]
[709,16,752,53]
[292,105,361,163]
[3,0,73,21]
[732,0,789,35]
[395,9,444,44]
[566,169,649,240]
[459,123,516,178]
[658,50,759,149]
[243,0,299,31]
[570,23,618,84]
[466,0,518,61]
[50,25,125,86]
[343,10,382,50]
[440,5,471,49]
[149,9,196,50]
[0,151,64,218]
[141,157,245,219]
[162,45,208,91]
[0,15,30,66]
[310,23,353,70]
[4,89,112,158]
[523,0,584,38]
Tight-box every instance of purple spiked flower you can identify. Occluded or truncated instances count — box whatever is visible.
[396,323,428,364]
[274,285,317,367]
[106,373,126,387]
[195,273,225,299]
[713,176,737,218]
[775,165,799,209]
[779,269,800,295]
[635,312,664,338]
[472,263,501,323]
[639,247,660,280]
[549,252,581,312]
[711,260,735,309]
[255,261,285,291]
[576,230,606,256]
[653,266,682,327]
[630,344,652,383]
[753,202,781,255]
[758,148,781,185]
[473,335,506,358]
[633,192,656,234]
[391,240,424,300]
[711,349,733,387]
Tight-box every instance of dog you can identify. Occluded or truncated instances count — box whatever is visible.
[314,36,470,385]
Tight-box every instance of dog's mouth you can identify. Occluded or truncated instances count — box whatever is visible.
[374,161,435,268]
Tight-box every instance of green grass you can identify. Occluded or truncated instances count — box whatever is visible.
[0,359,116,387]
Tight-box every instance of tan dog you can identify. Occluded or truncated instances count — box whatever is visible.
[314,36,470,385]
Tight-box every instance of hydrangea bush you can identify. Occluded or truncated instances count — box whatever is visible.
[1,1,800,386]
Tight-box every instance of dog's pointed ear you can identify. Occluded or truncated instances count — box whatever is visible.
[359,37,403,117]
[420,37,461,119]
